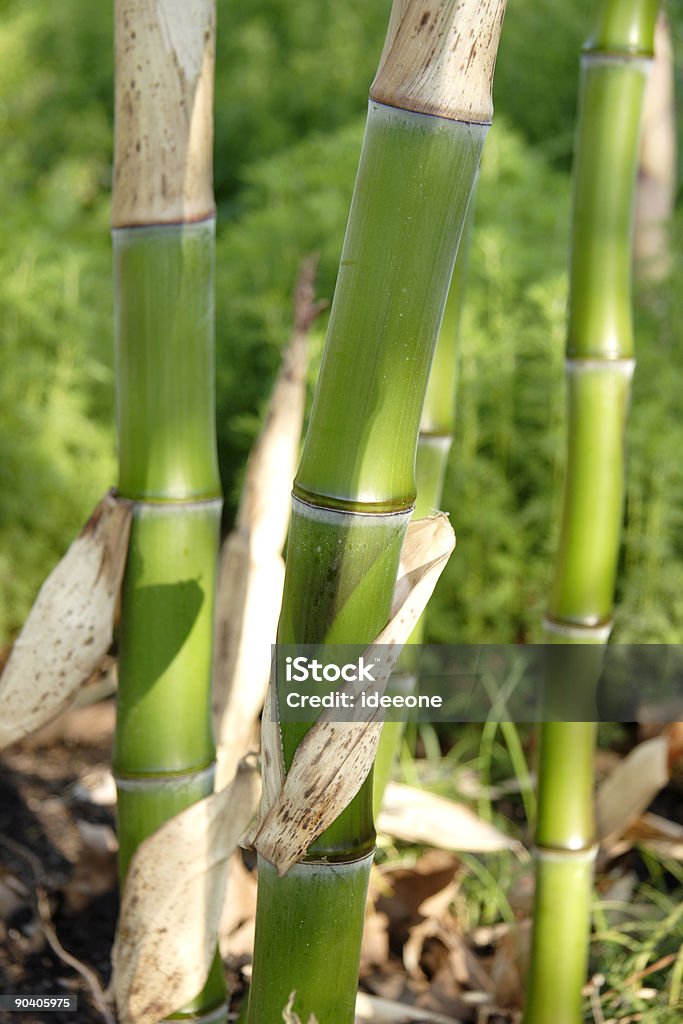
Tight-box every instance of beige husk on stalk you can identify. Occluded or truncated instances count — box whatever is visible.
[0,491,132,749]
[110,512,454,1023]
[110,761,261,1024]
[112,0,215,227]
[371,0,505,123]
[213,258,321,790]
[247,513,455,875]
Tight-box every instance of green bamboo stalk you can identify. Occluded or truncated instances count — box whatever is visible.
[524,3,658,1022]
[111,3,226,1021]
[248,4,506,1022]
[373,198,477,810]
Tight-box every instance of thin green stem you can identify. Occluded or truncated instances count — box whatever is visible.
[524,3,657,1022]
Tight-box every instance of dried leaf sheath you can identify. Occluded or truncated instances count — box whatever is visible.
[0,492,131,750]
[249,515,455,875]
[213,260,314,791]
[112,763,260,1024]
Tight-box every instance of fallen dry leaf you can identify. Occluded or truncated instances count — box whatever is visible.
[72,767,117,807]
[488,921,530,1010]
[21,660,117,749]
[361,902,391,973]
[112,761,260,1024]
[0,868,29,921]
[596,736,670,847]
[626,811,683,861]
[374,851,460,933]
[355,991,460,1023]
[378,783,521,854]
[0,492,132,749]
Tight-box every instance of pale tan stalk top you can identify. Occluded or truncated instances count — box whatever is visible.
[113,0,215,227]
[371,0,507,124]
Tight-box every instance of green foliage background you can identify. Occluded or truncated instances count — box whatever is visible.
[0,0,681,645]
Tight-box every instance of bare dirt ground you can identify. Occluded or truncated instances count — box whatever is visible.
[1,700,681,1024]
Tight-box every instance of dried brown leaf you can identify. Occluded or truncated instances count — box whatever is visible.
[626,811,683,861]
[214,538,284,788]
[355,991,462,1023]
[378,783,521,854]
[361,900,391,973]
[376,850,460,929]
[0,492,132,749]
[112,761,260,1024]
[488,922,530,1010]
[596,736,670,846]
[218,852,258,955]
[64,822,118,913]
[0,868,29,921]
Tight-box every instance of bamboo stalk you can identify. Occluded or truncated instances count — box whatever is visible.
[111,3,225,1021]
[524,3,658,1022]
[247,4,506,1021]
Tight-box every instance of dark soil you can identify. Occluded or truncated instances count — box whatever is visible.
[0,728,118,1024]
[2,708,681,1024]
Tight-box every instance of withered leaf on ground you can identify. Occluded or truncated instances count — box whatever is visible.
[378,782,522,854]
[355,991,461,1023]
[596,735,670,847]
